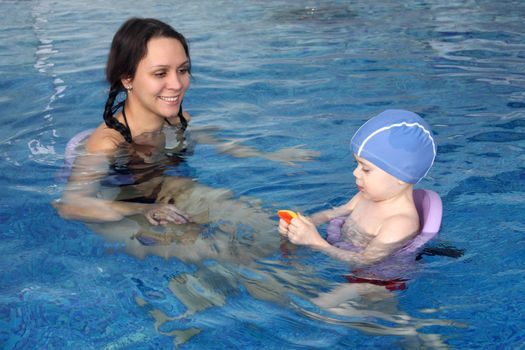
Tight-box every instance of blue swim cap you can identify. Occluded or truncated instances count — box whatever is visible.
[351,109,436,184]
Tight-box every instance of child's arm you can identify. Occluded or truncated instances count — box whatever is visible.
[287,214,418,266]
[309,193,361,225]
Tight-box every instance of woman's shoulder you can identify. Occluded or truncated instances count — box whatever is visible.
[85,124,124,153]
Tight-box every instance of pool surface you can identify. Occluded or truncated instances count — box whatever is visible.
[1,0,524,349]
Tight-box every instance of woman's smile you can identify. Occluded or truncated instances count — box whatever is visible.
[158,95,180,104]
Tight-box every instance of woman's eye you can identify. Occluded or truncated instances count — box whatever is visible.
[154,72,166,77]
[178,67,189,74]
[362,168,370,173]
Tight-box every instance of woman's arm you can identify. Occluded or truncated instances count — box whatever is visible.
[189,125,319,165]
[55,130,190,225]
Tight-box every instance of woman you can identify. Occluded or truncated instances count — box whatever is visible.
[55,17,317,234]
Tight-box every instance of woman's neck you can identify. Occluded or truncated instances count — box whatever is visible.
[119,99,166,138]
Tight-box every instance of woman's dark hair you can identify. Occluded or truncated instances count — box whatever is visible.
[103,18,191,143]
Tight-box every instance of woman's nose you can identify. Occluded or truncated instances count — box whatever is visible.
[167,72,182,90]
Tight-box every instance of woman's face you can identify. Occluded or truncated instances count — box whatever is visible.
[124,37,190,121]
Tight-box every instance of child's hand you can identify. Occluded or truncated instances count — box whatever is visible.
[278,218,290,236]
[287,213,329,247]
[277,210,297,236]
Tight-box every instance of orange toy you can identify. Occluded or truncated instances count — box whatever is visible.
[277,210,298,224]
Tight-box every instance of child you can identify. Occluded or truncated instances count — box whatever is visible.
[279,109,436,267]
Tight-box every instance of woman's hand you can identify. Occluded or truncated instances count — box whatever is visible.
[266,146,320,165]
[145,204,192,226]
[286,213,329,247]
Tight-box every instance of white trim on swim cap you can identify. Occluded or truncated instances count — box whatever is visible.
[356,121,436,178]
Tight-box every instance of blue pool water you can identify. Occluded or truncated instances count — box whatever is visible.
[1,0,525,349]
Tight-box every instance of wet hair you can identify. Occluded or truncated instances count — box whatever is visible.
[103,18,191,143]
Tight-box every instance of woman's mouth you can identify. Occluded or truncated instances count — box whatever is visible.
[158,96,179,104]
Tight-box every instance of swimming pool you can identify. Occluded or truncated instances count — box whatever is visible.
[1,0,524,348]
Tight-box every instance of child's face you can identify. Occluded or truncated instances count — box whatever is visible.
[352,154,408,201]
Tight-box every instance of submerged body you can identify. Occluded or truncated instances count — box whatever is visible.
[53,20,323,337]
